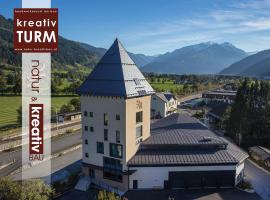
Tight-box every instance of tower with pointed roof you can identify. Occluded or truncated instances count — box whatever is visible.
[78,39,154,191]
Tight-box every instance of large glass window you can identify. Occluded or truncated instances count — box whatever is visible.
[104,113,108,126]
[136,111,143,124]
[110,143,123,158]
[89,112,93,117]
[103,157,123,182]
[136,125,143,138]
[116,114,120,120]
[104,129,108,141]
[97,142,104,154]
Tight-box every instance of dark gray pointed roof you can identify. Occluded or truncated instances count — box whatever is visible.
[78,39,155,98]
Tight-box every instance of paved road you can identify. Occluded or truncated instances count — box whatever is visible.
[245,159,270,200]
[0,131,82,177]
[0,120,81,145]
[11,146,82,181]
[177,93,202,104]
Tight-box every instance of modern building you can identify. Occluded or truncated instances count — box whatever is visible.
[151,92,178,119]
[202,90,237,104]
[78,39,155,192]
[128,113,248,190]
[78,39,248,194]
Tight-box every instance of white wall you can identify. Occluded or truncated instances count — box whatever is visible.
[235,162,245,185]
[164,98,178,117]
[151,95,166,117]
[81,95,126,168]
[129,165,235,189]
[151,95,178,118]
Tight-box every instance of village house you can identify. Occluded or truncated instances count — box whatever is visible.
[78,39,248,194]
[151,92,178,119]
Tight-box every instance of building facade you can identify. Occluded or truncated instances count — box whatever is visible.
[79,39,248,194]
[202,90,237,104]
[151,92,178,119]
[78,39,154,192]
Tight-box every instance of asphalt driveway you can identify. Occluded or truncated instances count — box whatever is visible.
[245,159,270,200]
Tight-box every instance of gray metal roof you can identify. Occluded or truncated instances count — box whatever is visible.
[128,149,238,166]
[155,92,176,102]
[128,113,248,166]
[78,39,154,98]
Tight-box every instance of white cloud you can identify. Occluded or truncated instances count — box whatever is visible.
[120,0,270,54]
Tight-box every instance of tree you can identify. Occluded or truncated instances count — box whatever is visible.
[13,75,21,95]
[97,190,121,200]
[224,79,270,148]
[66,80,82,94]
[21,179,53,200]
[60,104,73,114]
[0,177,20,200]
[51,79,60,94]
[0,178,52,200]
[69,98,80,111]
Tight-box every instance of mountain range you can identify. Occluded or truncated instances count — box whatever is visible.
[220,49,270,77]
[0,15,153,70]
[141,42,248,74]
[0,14,269,77]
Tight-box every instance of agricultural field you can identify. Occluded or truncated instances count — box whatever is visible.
[150,81,183,92]
[0,96,78,129]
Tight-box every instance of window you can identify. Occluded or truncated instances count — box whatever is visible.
[136,111,143,124]
[85,139,88,144]
[84,111,88,116]
[116,114,120,120]
[97,142,104,154]
[90,126,94,132]
[104,113,108,126]
[103,157,123,182]
[84,126,88,131]
[104,129,108,141]
[89,112,93,117]
[110,143,123,158]
[133,180,138,189]
[116,131,120,143]
[85,153,89,158]
[89,168,95,178]
[136,125,143,138]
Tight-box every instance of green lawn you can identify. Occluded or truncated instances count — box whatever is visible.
[0,96,78,129]
[150,82,183,92]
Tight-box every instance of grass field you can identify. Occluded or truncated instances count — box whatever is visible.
[0,96,78,129]
[150,81,183,92]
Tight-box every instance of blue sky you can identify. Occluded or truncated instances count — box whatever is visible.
[1,0,270,55]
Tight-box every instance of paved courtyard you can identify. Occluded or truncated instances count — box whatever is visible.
[124,188,261,200]
[58,188,261,200]
[245,159,270,200]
